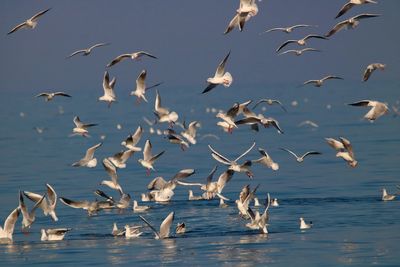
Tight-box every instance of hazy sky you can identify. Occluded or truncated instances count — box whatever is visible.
[1,0,399,92]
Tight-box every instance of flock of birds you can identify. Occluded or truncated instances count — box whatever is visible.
[1,0,398,244]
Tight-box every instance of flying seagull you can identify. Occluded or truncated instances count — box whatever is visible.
[130,69,162,103]
[8,8,51,35]
[261,24,316,34]
[276,34,327,52]
[66,43,109,58]
[279,48,321,56]
[107,51,157,67]
[363,63,385,82]
[335,0,378,19]
[348,100,389,121]
[72,143,102,168]
[36,92,71,102]
[280,148,321,163]
[99,71,117,107]
[202,51,233,94]
[303,75,343,87]
[325,14,380,37]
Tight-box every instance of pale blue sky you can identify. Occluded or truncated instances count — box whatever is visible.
[1,0,399,92]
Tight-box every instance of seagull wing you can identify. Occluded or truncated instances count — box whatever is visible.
[139,215,161,239]
[102,158,118,183]
[137,51,158,59]
[215,51,231,78]
[136,69,147,94]
[173,169,195,180]
[7,22,28,35]
[348,100,371,107]
[363,67,373,81]
[4,207,20,234]
[208,145,231,165]
[107,54,131,67]
[234,141,256,162]
[224,13,240,35]
[206,165,218,185]
[353,13,380,21]
[280,148,299,159]
[276,40,296,52]
[202,83,218,94]
[84,143,102,160]
[159,211,174,239]
[30,8,51,21]
[304,34,328,41]
[46,184,57,208]
[54,92,71,97]
[301,151,322,159]
[66,49,86,58]
[59,197,91,210]
[325,21,348,37]
[335,2,355,19]
[89,42,110,50]
[143,140,153,161]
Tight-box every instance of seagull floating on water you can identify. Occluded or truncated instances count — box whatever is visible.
[382,188,396,201]
[0,207,19,241]
[300,217,312,230]
[139,211,175,239]
[41,228,72,241]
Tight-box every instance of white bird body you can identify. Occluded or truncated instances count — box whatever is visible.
[72,143,102,168]
[23,184,58,222]
[300,217,312,230]
[133,200,150,212]
[41,228,71,241]
[124,225,143,238]
[382,188,396,201]
[99,71,116,107]
[0,208,19,241]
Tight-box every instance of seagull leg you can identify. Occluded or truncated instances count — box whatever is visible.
[146,168,150,176]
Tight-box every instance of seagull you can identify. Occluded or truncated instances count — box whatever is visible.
[23,184,58,221]
[303,75,343,87]
[107,51,157,67]
[252,148,279,171]
[100,158,124,193]
[363,63,385,82]
[181,121,200,145]
[0,207,20,241]
[107,150,134,169]
[94,189,131,209]
[209,142,256,177]
[236,184,260,218]
[188,190,203,201]
[72,143,102,168]
[72,116,98,137]
[335,0,378,19]
[276,34,328,52]
[224,0,258,34]
[175,223,186,234]
[245,193,270,234]
[66,43,109,58]
[348,100,389,121]
[334,137,358,167]
[261,24,316,34]
[139,211,175,239]
[147,169,196,202]
[124,225,143,238]
[19,191,44,229]
[271,198,279,207]
[202,51,233,94]
[133,200,150,212]
[216,102,240,133]
[35,92,71,102]
[112,223,126,236]
[154,90,179,126]
[235,113,284,134]
[99,71,116,107]
[300,217,312,230]
[8,8,51,35]
[130,69,162,103]
[41,228,72,241]
[280,148,321,163]
[59,197,112,216]
[382,188,396,201]
[177,167,234,200]
[298,120,319,128]
[138,140,165,175]
[121,126,143,152]
[279,48,321,56]
[325,14,380,37]
[325,137,345,151]
[163,129,190,151]
[253,99,287,112]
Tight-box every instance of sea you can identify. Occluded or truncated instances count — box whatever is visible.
[0,81,399,266]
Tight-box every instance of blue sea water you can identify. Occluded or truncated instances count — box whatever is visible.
[0,82,399,266]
